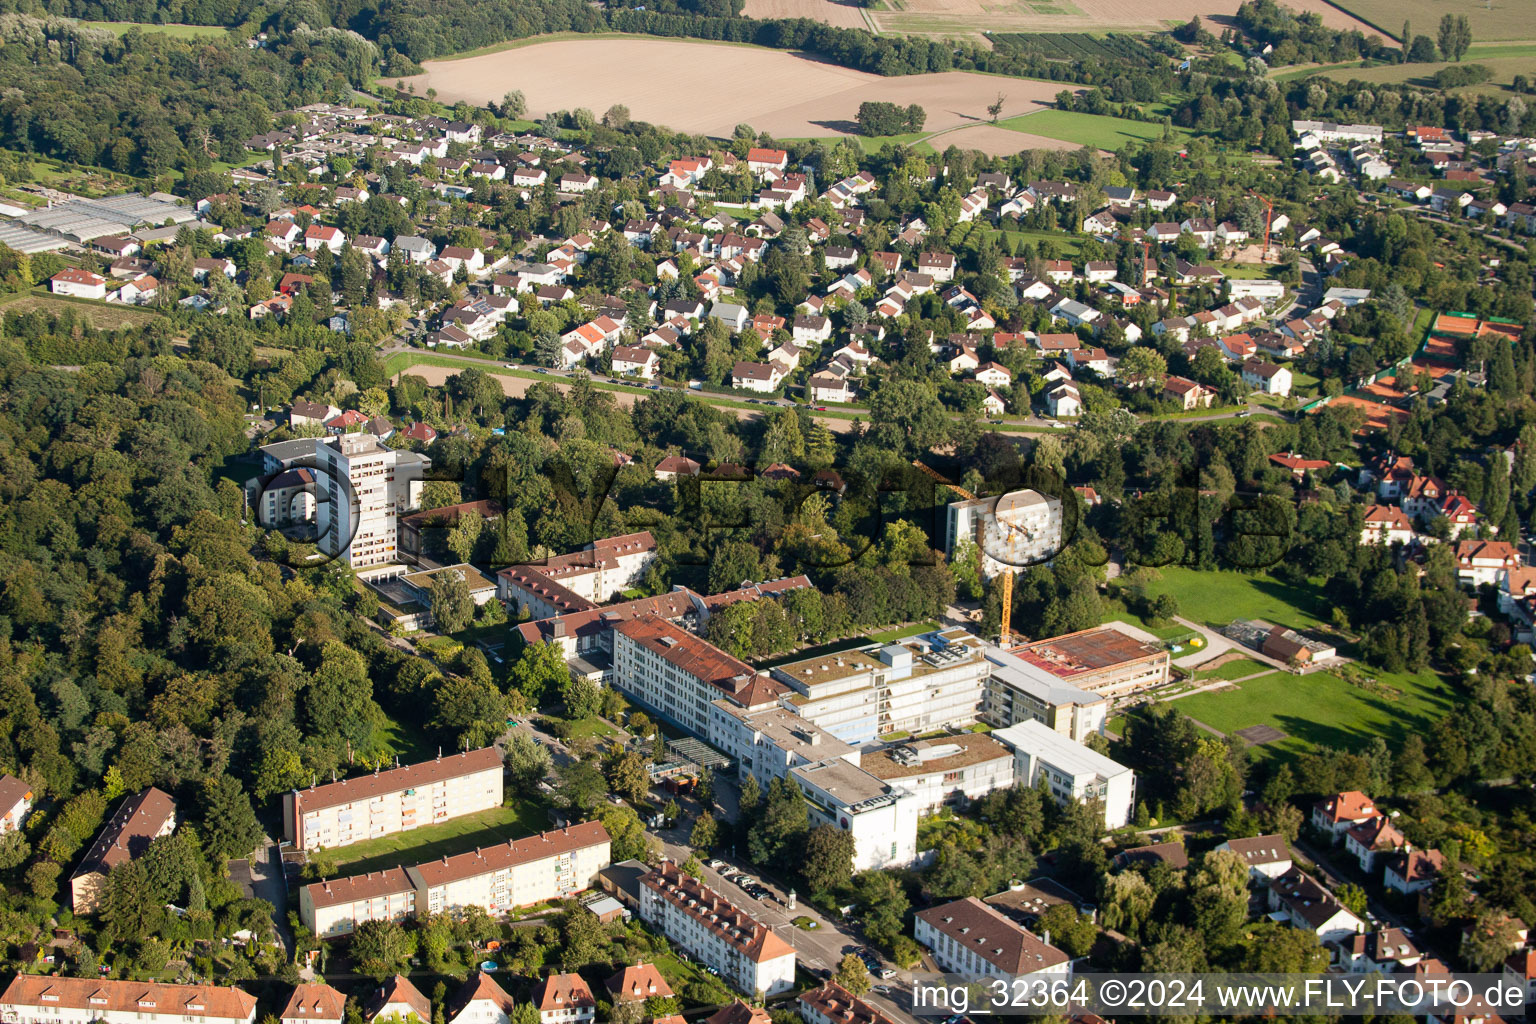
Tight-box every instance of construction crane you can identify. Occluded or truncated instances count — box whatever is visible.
[912,460,1020,648]
[1248,189,1275,262]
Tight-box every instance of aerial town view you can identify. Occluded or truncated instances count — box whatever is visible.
[0,0,1533,1018]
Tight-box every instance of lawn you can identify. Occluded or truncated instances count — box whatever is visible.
[1192,657,1268,681]
[558,715,620,743]
[329,799,551,876]
[79,20,228,37]
[1104,607,1190,643]
[1138,567,1329,632]
[1172,664,1461,759]
[870,621,940,642]
[996,109,1191,149]
[374,713,436,764]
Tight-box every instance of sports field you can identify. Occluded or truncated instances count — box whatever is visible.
[1173,665,1459,758]
[398,37,1061,138]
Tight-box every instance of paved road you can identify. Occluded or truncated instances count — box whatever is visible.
[383,343,1282,434]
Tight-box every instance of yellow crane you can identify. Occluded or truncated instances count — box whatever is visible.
[912,460,1019,647]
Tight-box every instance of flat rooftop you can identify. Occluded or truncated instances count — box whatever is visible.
[716,703,854,760]
[401,563,497,593]
[791,758,893,807]
[1015,625,1163,678]
[774,649,883,687]
[861,735,1012,780]
[993,719,1131,779]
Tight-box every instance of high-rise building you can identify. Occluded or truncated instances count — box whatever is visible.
[945,490,1063,578]
[314,434,429,568]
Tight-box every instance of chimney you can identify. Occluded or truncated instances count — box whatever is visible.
[552,615,566,638]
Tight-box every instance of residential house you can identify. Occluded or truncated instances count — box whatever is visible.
[364,976,431,1023]
[1384,849,1445,895]
[731,361,783,393]
[974,362,1011,388]
[1268,868,1365,946]
[1311,791,1381,840]
[1361,505,1415,546]
[808,372,855,404]
[1215,834,1293,883]
[1345,815,1408,874]
[0,977,256,1024]
[71,787,178,912]
[1163,376,1215,410]
[1242,358,1292,396]
[304,225,345,253]
[446,974,517,1024]
[280,986,345,1024]
[1047,382,1082,418]
[530,975,595,1024]
[1452,539,1522,588]
[611,346,659,380]
[50,268,108,299]
[654,456,701,482]
[0,775,32,834]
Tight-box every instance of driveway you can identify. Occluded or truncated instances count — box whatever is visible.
[245,840,294,958]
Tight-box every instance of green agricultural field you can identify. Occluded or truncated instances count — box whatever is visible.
[328,799,552,876]
[1138,567,1329,632]
[997,109,1190,149]
[1172,665,1460,758]
[1297,43,1536,96]
[80,20,229,38]
[1319,0,1532,42]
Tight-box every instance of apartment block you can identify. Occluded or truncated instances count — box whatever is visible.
[791,758,922,872]
[408,821,611,917]
[299,867,417,938]
[314,433,429,568]
[499,532,658,612]
[282,748,503,851]
[858,735,1015,815]
[915,897,1070,979]
[611,614,780,735]
[639,861,797,997]
[71,786,177,913]
[0,977,256,1024]
[299,822,611,937]
[994,719,1136,828]
[945,490,1064,578]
